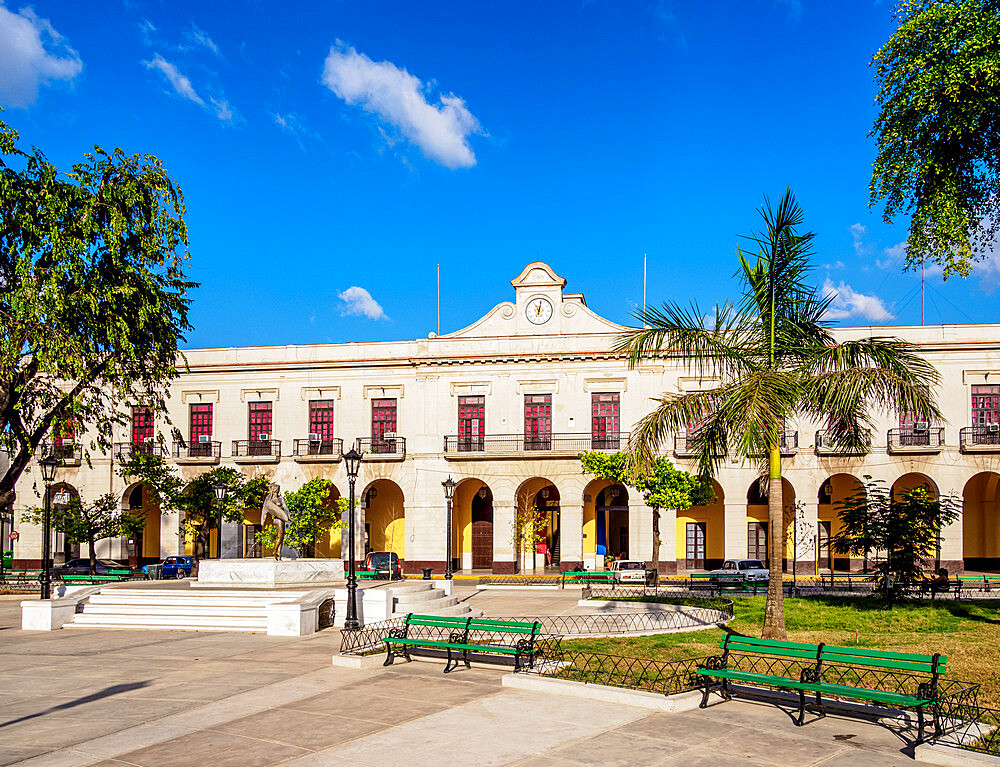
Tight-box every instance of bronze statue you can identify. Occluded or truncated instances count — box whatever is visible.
[260,482,291,561]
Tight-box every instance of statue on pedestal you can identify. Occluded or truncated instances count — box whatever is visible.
[261,483,291,561]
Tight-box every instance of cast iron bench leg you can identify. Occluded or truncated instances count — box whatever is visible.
[383,644,396,667]
[796,688,807,726]
[917,706,925,744]
[444,646,456,674]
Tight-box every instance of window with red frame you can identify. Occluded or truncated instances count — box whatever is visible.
[53,419,75,446]
[371,399,397,440]
[132,407,154,445]
[458,396,485,450]
[972,384,1000,425]
[249,402,273,441]
[190,404,213,444]
[524,394,552,449]
[309,400,336,440]
[591,393,620,448]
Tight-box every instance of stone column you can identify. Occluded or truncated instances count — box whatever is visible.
[794,501,819,575]
[492,501,515,574]
[628,500,648,564]
[398,503,445,575]
[221,520,242,559]
[559,503,583,572]
[658,507,677,575]
[939,513,964,574]
[160,510,180,558]
[724,502,747,560]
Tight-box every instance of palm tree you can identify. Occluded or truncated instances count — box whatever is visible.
[618,189,940,639]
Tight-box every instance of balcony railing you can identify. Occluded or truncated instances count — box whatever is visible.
[443,433,628,458]
[673,433,726,458]
[356,436,406,460]
[960,425,1000,452]
[887,427,944,453]
[232,440,281,461]
[777,430,798,454]
[173,441,221,461]
[292,438,344,461]
[114,441,165,461]
[37,441,82,466]
[814,430,872,455]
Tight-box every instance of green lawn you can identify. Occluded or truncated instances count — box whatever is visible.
[566,596,1000,708]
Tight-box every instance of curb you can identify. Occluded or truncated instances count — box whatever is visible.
[501,672,703,712]
[915,743,1000,766]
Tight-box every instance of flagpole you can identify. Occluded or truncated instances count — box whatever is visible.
[437,264,440,335]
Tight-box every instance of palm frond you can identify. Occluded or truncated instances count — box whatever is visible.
[627,389,724,471]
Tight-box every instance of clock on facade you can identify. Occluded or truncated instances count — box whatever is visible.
[525,297,553,325]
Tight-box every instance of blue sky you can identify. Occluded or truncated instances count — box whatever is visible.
[2,0,997,348]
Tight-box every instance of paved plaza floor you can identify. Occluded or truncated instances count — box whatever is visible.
[0,588,941,766]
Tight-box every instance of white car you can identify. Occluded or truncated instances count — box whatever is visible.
[710,559,770,583]
[608,559,650,584]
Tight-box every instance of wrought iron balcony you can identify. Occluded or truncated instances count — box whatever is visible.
[355,436,406,460]
[232,440,281,462]
[814,430,872,456]
[292,438,344,461]
[673,433,726,458]
[114,441,166,461]
[36,441,82,467]
[960,425,1000,452]
[173,440,221,462]
[442,433,629,459]
[887,427,944,453]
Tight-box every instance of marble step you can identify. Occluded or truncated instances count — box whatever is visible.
[392,589,454,606]
[80,604,267,617]
[87,594,309,607]
[69,613,268,630]
[394,602,482,618]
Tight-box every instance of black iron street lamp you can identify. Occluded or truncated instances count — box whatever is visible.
[211,480,228,559]
[442,475,456,580]
[344,447,364,630]
[39,454,59,600]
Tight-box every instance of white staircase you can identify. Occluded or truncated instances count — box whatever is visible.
[65,587,320,633]
[391,582,481,618]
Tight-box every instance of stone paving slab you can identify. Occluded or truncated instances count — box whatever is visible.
[0,594,950,767]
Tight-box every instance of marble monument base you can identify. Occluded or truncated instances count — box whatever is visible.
[196,558,346,587]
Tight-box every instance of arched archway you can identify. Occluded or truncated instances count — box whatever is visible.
[596,484,629,560]
[121,482,162,565]
[964,472,1000,572]
[892,473,938,500]
[515,478,560,571]
[746,477,795,570]
[362,479,405,563]
[677,480,724,571]
[452,479,493,572]
[817,474,863,571]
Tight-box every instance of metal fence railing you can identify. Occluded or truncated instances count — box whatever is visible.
[442,433,629,457]
[932,682,1000,756]
[232,439,281,458]
[292,438,344,459]
[478,574,563,587]
[887,427,945,451]
[814,429,872,454]
[173,441,221,459]
[355,437,406,458]
[960,426,1000,450]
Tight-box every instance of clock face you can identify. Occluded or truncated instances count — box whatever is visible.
[526,297,553,325]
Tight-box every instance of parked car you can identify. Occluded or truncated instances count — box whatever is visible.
[51,558,129,576]
[142,556,194,579]
[364,551,402,580]
[608,559,650,584]
[710,559,769,583]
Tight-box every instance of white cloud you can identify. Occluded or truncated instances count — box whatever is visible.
[337,286,387,320]
[849,223,867,257]
[187,23,219,56]
[822,279,894,323]
[0,4,81,108]
[143,54,235,122]
[321,43,482,169]
[144,53,204,106]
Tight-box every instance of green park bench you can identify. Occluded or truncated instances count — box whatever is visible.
[696,635,946,743]
[955,573,1000,592]
[350,570,379,580]
[561,571,616,587]
[383,614,542,673]
[57,573,139,583]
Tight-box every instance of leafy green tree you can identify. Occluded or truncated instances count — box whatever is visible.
[832,476,960,607]
[0,118,194,510]
[618,189,939,638]
[118,453,266,566]
[22,493,145,574]
[258,478,347,556]
[579,451,712,574]
[870,0,1000,278]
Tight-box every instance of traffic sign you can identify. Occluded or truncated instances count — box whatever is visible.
[9,531,19,541]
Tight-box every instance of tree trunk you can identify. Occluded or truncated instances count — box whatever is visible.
[88,538,97,575]
[651,508,661,575]
[761,446,787,640]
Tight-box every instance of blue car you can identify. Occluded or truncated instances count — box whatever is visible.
[143,556,194,579]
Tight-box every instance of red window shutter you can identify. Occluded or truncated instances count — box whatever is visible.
[309,400,335,440]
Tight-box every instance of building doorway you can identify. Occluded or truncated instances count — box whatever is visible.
[471,486,493,569]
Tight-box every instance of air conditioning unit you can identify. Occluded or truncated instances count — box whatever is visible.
[914,421,929,431]
[258,433,269,441]
[198,434,210,443]
[988,424,1000,433]
[309,433,321,441]
[143,436,154,443]
[383,432,396,439]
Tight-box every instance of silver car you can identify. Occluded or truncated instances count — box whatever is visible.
[710,559,769,582]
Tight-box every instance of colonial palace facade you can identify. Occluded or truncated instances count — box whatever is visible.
[10,263,1000,574]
